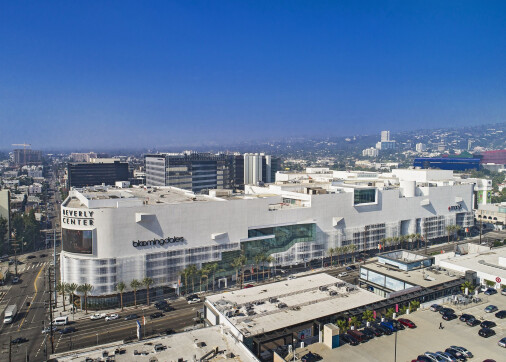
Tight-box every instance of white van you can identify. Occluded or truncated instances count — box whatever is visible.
[53,316,69,326]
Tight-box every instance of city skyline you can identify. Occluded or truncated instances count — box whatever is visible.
[1,1,505,149]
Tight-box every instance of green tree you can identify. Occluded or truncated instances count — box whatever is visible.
[77,283,93,314]
[265,255,275,280]
[23,209,41,250]
[12,213,24,242]
[206,263,218,291]
[130,279,141,308]
[254,254,264,282]
[0,216,8,254]
[186,264,198,293]
[460,281,475,294]
[409,300,420,312]
[56,281,67,311]
[336,319,347,334]
[142,277,154,305]
[362,309,375,323]
[115,281,126,310]
[348,316,360,330]
[386,307,395,318]
[231,254,247,289]
[348,244,357,263]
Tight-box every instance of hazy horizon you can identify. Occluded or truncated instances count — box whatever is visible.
[1,1,505,149]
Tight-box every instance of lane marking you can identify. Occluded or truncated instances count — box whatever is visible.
[17,264,45,331]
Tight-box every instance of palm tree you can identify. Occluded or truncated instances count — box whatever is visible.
[348,244,357,263]
[254,254,263,282]
[231,254,247,289]
[207,263,218,291]
[199,267,210,292]
[328,247,334,267]
[130,279,141,308]
[379,238,386,252]
[348,316,359,330]
[386,307,395,318]
[415,233,422,250]
[186,264,198,293]
[385,237,393,251]
[265,255,275,279]
[336,319,347,334]
[460,281,475,294]
[180,268,189,295]
[56,281,67,311]
[115,281,126,311]
[66,283,78,312]
[77,283,93,314]
[362,309,374,323]
[409,300,420,312]
[142,277,154,305]
[446,225,453,244]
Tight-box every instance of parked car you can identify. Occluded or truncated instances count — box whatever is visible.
[42,326,59,334]
[155,300,168,309]
[163,328,175,335]
[162,305,175,312]
[494,310,506,319]
[124,314,138,320]
[368,326,384,337]
[449,346,473,358]
[188,297,200,304]
[338,272,348,277]
[501,288,506,296]
[376,324,393,335]
[398,318,416,328]
[40,253,47,257]
[341,334,359,346]
[413,356,433,362]
[345,266,353,271]
[11,337,28,344]
[90,313,106,320]
[361,327,376,339]
[59,327,76,334]
[185,294,198,301]
[105,313,119,321]
[480,320,496,328]
[434,352,457,361]
[444,348,466,361]
[347,329,368,343]
[484,305,498,313]
[498,337,506,348]
[442,313,457,321]
[466,318,480,327]
[150,312,164,319]
[478,327,496,338]
[484,288,497,295]
[27,255,36,259]
[12,277,20,284]
[243,284,254,289]
[301,352,322,362]
[287,275,296,280]
[380,321,397,332]
[458,314,474,322]
[391,319,405,330]
[430,304,442,312]
[439,307,455,315]
[424,352,444,361]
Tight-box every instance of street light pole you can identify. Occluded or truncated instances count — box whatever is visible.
[394,329,398,362]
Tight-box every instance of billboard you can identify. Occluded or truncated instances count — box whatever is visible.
[62,228,93,254]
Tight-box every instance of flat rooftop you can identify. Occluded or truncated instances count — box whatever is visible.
[361,261,462,288]
[206,274,384,337]
[439,247,506,280]
[51,325,256,361]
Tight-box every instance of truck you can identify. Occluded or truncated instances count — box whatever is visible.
[4,304,17,324]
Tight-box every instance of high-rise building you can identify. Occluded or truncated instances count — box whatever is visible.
[67,161,129,188]
[0,190,10,242]
[381,130,390,142]
[415,143,427,152]
[362,147,379,157]
[71,152,98,162]
[13,149,42,165]
[145,152,280,192]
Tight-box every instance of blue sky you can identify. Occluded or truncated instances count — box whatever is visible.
[0,1,505,150]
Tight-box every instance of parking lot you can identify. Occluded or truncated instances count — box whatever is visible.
[301,293,506,361]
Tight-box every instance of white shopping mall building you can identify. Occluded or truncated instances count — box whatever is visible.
[60,169,475,301]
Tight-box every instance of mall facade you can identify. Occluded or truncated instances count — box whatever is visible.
[60,169,475,300]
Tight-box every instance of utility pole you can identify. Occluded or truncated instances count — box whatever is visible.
[479,217,482,245]
[9,335,12,362]
[49,266,54,354]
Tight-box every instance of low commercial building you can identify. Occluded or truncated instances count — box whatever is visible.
[51,325,258,361]
[438,246,506,289]
[204,274,384,359]
[476,203,506,229]
[359,250,464,299]
[413,157,480,171]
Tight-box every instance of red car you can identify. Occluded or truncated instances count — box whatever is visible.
[243,284,254,289]
[397,318,416,328]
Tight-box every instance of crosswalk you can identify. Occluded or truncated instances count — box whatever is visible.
[16,261,50,273]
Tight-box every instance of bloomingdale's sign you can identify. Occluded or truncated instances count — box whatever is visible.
[132,237,184,247]
[448,205,463,211]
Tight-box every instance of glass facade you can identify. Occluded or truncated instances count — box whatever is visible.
[354,189,376,205]
[62,228,93,254]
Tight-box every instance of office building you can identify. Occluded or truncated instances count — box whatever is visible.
[13,149,42,165]
[145,152,280,192]
[479,149,506,165]
[362,147,379,157]
[71,152,98,162]
[60,168,474,306]
[381,130,390,142]
[67,161,129,188]
[413,157,480,171]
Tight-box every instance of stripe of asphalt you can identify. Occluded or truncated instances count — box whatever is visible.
[17,263,45,331]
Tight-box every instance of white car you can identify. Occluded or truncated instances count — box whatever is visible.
[187,298,200,304]
[90,313,106,320]
[287,275,296,280]
[105,313,119,321]
[338,272,348,277]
